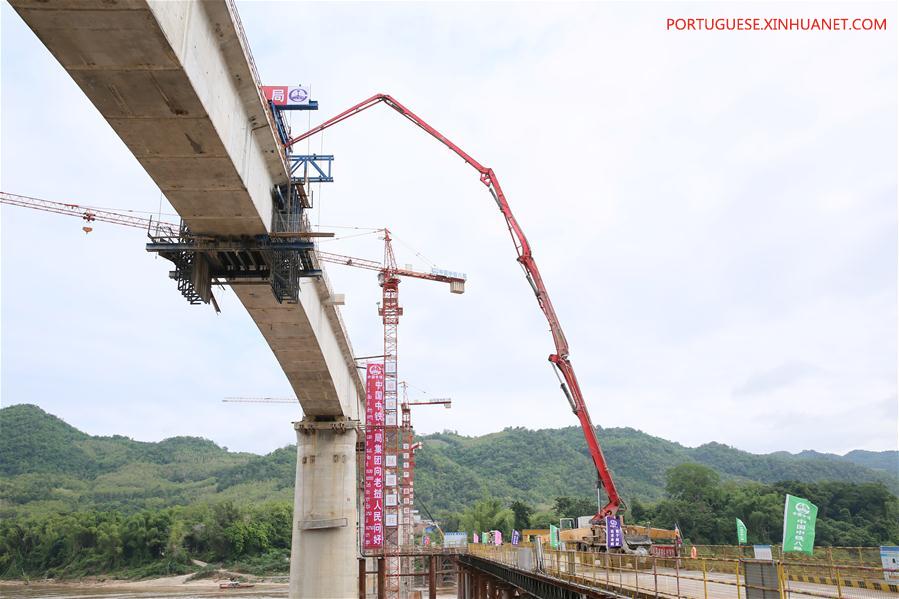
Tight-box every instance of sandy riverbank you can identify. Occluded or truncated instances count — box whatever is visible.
[0,572,288,593]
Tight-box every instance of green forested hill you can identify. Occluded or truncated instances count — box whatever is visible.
[0,404,291,517]
[412,428,899,513]
[796,449,899,475]
[1,404,896,518]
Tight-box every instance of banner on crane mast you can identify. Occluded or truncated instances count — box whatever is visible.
[363,364,385,549]
[261,85,310,106]
[782,494,818,555]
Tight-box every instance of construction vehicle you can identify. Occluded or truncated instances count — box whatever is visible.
[560,520,679,555]
[287,94,623,522]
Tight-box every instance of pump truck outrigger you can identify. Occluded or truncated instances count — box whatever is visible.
[287,93,621,522]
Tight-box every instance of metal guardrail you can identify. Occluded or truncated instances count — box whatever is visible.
[687,546,886,569]
[468,545,899,599]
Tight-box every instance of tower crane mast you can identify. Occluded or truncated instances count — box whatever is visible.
[288,94,621,519]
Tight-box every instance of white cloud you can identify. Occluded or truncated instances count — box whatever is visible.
[1,1,895,456]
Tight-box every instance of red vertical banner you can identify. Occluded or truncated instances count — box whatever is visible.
[363,363,385,550]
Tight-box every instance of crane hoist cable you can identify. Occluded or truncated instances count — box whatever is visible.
[286,93,623,519]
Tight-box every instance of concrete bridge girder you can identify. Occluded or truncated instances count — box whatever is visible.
[10,2,364,597]
[10,0,364,417]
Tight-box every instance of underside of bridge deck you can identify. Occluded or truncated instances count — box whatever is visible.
[10,0,363,418]
[10,2,364,597]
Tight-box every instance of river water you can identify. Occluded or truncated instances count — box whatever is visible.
[0,586,288,599]
[0,585,457,598]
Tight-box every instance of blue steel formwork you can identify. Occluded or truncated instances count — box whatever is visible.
[268,98,336,186]
[289,154,335,183]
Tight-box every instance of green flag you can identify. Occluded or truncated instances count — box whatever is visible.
[782,494,818,554]
[549,524,560,549]
[736,518,748,545]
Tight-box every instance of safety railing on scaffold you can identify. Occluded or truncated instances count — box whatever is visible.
[467,544,899,599]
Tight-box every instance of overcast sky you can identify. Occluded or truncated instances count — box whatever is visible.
[1,1,896,457]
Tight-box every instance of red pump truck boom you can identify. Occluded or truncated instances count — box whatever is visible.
[287,94,622,520]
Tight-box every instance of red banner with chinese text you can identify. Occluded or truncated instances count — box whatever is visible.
[363,364,385,549]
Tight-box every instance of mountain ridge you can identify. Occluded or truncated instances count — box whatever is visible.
[1,403,896,516]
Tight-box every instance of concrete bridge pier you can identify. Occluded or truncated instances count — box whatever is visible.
[289,420,359,599]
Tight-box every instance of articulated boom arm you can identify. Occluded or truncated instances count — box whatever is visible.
[288,94,621,517]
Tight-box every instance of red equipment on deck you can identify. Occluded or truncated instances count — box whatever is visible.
[287,93,622,519]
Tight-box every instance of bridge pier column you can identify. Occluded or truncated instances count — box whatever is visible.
[289,421,358,599]
[459,566,472,599]
[429,555,438,599]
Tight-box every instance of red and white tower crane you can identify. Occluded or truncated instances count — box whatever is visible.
[322,230,464,598]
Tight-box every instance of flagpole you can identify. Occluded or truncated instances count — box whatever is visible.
[782,494,791,552]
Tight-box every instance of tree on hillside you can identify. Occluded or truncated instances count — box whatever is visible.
[628,498,649,524]
[529,510,558,529]
[510,501,533,530]
[438,512,462,533]
[553,496,597,522]
[459,499,514,537]
[665,463,722,505]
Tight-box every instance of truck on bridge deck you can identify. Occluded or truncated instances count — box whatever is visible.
[560,520,679,555]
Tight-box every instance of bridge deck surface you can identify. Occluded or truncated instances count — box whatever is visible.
[467,548,895,599]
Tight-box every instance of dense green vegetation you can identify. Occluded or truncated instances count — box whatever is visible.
[0,405,292,519]
[413,428,898,513]
[440,465,899,547]
[1,404,896,579]
[3,405,896,520]
[633,464,899,546]
[0,501,292,579]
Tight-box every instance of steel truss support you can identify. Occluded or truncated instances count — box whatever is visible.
[458,555,625,599]
[290,154,335,183]
[146,183,322,309]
